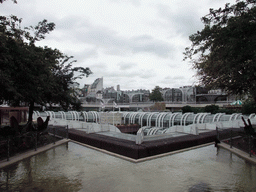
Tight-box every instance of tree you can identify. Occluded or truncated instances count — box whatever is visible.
[149,86,164,102]
[203,104,219,114]
[0,15,92,121]
[181,105,194,113]
[0,0,17,3]
[181,105,202,113]
[241,99,256,114]
[184,0,256,101]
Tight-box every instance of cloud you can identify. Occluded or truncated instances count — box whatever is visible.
[1,0,234,91]
[68,48,98,63]
[57,16,91,32]
[108,0,141,6]
[140,69,156,79]
[78,28,174,58]
[117,62,137,70]
[155,3,204,37]
[132,35,154,41]
[51,17,175,58]
[89,62,108,71]
[168,63,179,68]
[131,40,173,58]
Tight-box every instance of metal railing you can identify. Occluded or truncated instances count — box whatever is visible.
[217,127,256,157]
[0,126,68,162]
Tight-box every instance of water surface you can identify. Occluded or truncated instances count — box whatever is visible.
[1,142,256,191]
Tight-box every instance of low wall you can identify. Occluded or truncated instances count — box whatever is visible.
[116,124,140,134]
[64,128,240,159]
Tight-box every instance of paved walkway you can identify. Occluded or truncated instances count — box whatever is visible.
[0,139,70,169]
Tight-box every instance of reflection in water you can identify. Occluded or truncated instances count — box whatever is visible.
[1,142,256,191]
[0,145,82,192]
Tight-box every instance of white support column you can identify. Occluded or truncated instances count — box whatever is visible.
[160,113,169,128]
[63,111,67,120]
[147,113,153,127]
[193,113,201,124]
[184,112,194,126]
[69,111,74,121]
[138,112,145,126]
[95,112,100,123]
[155,113,163,127]
[59,111,64,119]
[201,113,210,124]
[123,112,129,124]
[181,112,192,126]
[129,112,136,124]
[216,113,225,122]
[45,111,50,118]
[149,112,158,127]
[132,112,140,124]
[249,113,256,119]
[140,113,149,126]
[71,111,77,121]
[234,113,242,120]
[168,113,175,127]
[197,113,206,124]
[89,111,94,122]
[229,113,236,121]
[82,111,87,121]
[171,113,181,127]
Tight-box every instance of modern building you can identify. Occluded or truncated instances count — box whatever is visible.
[81,78,234,105]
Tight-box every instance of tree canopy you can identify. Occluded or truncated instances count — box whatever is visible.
[0,15,92,121]
[149,86,164,102]
[0,0,17,3]
[184,0,256,101]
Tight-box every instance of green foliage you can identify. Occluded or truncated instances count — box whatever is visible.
[184,0,256,101]
[181,105,242,114]
[149,86,164,102]
[0,15,92,120]
[181,105,194,113]
[203,105,219,114]
[218,108,237,114]
[0,0,17,3]
[241,100,256,114]
[181,105,202,114]
[181,104,239,114]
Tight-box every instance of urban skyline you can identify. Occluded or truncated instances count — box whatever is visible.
[81,77,232,104]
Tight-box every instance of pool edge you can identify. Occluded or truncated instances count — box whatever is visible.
[0,139,70,169]
[71,140,215,163]
[217,142,256,164]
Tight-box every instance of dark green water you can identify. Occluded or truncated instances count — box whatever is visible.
[1,142,256,191]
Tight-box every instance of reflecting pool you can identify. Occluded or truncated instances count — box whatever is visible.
[1,142,256,191]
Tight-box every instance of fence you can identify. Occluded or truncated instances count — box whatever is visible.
[0,126,68,162]
[48,125,69,139]
[217,127,256,157]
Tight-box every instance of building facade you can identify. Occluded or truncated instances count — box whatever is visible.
[82,78,233,104]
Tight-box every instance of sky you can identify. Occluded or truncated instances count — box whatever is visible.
[1,0,237,91]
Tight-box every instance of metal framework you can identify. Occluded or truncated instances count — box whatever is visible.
[34,111,255,137]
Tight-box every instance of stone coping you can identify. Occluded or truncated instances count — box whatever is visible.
[72,140,215,163]
[217,142,256,164]
[0,139,70,169]
[67,128,219,159]
[1,139,256,168]
[0,139,214,167]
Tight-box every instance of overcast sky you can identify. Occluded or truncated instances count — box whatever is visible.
[1,0,236,91]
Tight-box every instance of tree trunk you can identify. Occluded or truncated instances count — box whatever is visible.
[28,101,34,122]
